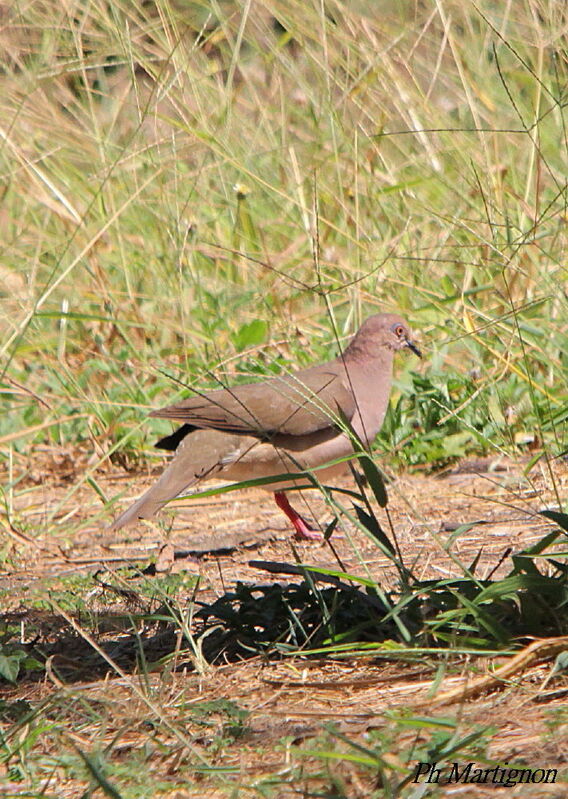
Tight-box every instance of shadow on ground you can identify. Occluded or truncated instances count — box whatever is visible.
[2,555,567,687]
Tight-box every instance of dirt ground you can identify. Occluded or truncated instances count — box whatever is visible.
[1,452,567,797]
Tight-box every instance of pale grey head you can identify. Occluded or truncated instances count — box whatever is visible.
[344,313,421,358]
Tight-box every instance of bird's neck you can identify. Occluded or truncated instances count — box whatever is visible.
[339,348,395,445]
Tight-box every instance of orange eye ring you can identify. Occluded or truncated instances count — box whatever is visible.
[394,325,405,337]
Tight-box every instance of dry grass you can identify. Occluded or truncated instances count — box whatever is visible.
[1,0,567,795]
[1,454,567,795]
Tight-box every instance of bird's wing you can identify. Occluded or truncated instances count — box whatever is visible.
[149,366,356,438]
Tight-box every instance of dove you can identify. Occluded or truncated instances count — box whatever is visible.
[110,313,421,539]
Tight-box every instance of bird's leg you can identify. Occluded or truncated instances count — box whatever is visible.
[274,491,322,541]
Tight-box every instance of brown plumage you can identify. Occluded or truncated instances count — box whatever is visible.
[110,313,421,538]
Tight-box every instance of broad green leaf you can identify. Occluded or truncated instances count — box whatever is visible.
[232,320,268,351]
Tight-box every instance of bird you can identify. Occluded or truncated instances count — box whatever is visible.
[110,313,421,539]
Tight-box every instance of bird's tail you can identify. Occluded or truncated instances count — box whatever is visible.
[109,429,241,530]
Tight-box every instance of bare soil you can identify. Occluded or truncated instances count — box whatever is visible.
[1,452,567,797]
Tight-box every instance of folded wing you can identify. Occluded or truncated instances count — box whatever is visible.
[150,366,355,438]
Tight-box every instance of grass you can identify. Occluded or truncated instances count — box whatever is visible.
[0,0,567,796]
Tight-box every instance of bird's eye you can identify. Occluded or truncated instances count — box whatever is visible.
[394,325,405,337]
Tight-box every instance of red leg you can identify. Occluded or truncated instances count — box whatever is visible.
[274,491,322,541]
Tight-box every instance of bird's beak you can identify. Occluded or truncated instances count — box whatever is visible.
[405,338,422,358]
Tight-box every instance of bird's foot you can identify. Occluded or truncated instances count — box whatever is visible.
[274,491,323,541]
[292,516,324,541]
[291,516,345,541]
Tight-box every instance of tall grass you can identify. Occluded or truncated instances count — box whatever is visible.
[0,0,565,479]
[0,3,567,794]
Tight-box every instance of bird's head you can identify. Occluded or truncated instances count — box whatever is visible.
[352,313,422,358]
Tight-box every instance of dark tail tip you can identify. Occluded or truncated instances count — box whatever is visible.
[155,423,196,451]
